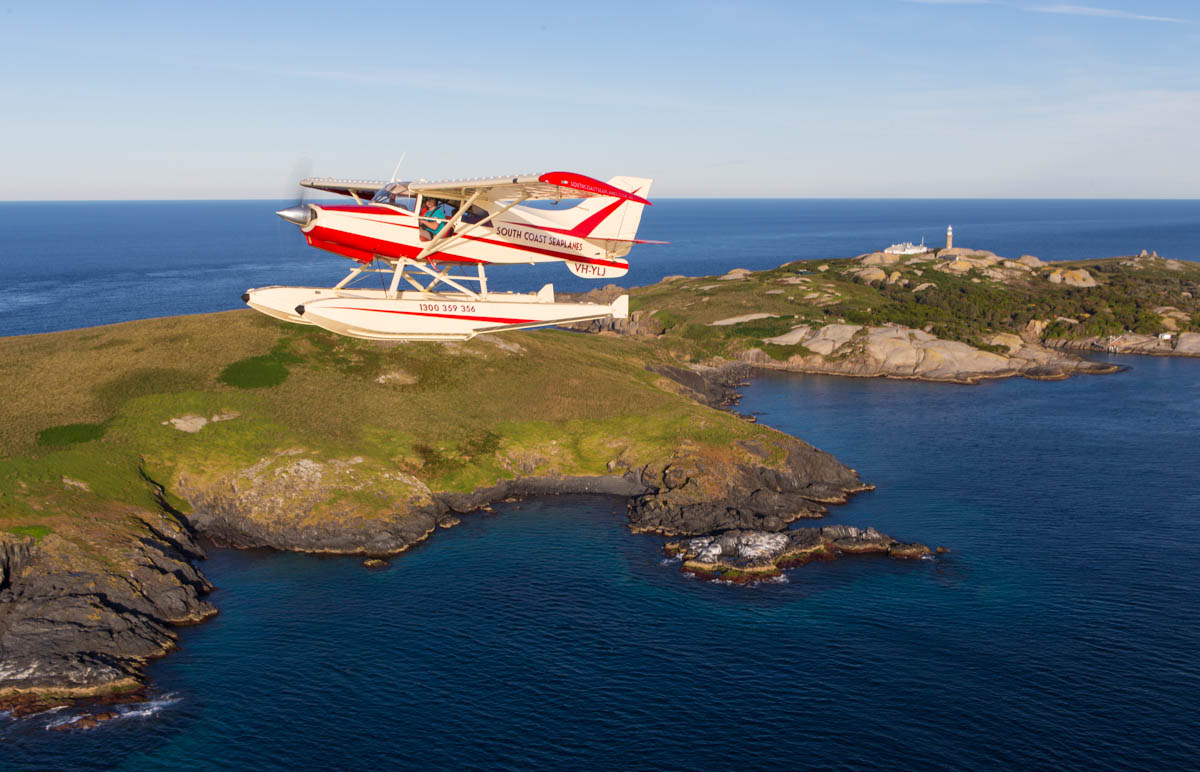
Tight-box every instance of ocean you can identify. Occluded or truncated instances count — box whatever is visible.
[2,198,1199,337]
[2,200,1199,770]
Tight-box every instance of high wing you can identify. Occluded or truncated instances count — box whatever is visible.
[407,171,652,206]
[300,178,389,199]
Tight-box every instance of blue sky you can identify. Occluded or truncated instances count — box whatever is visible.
[1,0,1197,199]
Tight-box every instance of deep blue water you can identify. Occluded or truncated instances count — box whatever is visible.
[2,198,1199,336]
[2,200,1200,770]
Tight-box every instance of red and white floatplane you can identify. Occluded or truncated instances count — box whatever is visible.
[244,171,656,340]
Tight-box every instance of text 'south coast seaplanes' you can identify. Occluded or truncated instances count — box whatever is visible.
[244,171,658,340]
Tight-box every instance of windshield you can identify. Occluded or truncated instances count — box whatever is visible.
[371,182,413,209]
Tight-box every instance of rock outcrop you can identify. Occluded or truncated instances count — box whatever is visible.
[1176,332,1200,355]
[1047,268,1098,288]
[742,323,1115,383]
[647,363,747,409]
[1046,330,1200,357]
[177,453,443,555]
[665,525,930,582]
[626,438,871,536]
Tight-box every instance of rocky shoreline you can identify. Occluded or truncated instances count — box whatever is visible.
[8,247,1197,723]
[1045,330,1200,358]
[1,364,924,719]
[572,249,1199,384]
[734,323,1120,384]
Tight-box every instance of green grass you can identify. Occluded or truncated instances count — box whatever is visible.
[94,367,202,409]
[6,524,51,541]
[760,343,815,361]
[0,308,807,568]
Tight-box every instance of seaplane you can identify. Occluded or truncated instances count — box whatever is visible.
[243,170,655,341]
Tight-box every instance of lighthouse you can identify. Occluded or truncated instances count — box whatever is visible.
[946,225,954,250]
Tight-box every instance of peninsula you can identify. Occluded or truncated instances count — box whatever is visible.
[577,247,1199,382]
[3,246,1195,718]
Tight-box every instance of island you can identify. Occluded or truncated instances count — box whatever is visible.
[3,245,1195,721]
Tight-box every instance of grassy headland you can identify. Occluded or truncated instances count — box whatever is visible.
[4,246,1196,705]
[1,311,787,548]
[609,250,1199,377]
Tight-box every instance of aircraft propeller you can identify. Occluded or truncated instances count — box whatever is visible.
[276,156,315,227]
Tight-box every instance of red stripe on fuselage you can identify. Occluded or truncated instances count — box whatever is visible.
[318,306,537,325]
[319,205,409,216]
[305,236,376,264]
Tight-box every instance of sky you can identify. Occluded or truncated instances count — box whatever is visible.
[1,0,1198,199]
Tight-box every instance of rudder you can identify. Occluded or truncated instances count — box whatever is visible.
[544,176,653,243]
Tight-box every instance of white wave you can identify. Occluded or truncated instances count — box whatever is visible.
[117,693,181,720]
[659,556,681,565]
[42,712,77,730]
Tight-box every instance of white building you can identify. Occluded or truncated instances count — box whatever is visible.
[884,237,929,256]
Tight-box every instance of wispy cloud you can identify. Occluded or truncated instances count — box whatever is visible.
[1031,4,1194,23]
[902,0,1194,24]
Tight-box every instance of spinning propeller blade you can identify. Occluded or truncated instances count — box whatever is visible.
[277,155,316,227]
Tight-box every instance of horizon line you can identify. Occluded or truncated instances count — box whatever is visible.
[2,195,1200,203]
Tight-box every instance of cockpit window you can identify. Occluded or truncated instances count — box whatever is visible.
[371,182,413,210]
[461,205,489,225]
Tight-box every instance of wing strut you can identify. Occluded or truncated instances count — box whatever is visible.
[415,191,482,261]
[415,194,531,261]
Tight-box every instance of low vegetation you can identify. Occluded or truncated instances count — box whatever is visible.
[0,309,779,565]
[622,253,1200,361]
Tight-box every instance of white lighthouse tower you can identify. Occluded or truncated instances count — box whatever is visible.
[946,225,954,250]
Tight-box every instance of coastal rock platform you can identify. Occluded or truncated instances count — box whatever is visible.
[666,526,931,582]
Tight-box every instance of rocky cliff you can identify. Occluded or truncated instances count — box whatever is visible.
[1,432,881,708]
[0,508,214,710]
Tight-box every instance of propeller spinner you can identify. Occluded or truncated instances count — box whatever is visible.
[276,204,314,227]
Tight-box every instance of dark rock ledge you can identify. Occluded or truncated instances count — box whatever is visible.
[0,510,215,715]
[666,526,930,583]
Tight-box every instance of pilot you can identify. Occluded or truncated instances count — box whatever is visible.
[419,198,456,241]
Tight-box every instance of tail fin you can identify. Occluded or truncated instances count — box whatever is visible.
[546,176,653,244]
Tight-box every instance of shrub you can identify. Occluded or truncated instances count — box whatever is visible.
[219,355,289,388]
[36,422,106,446]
